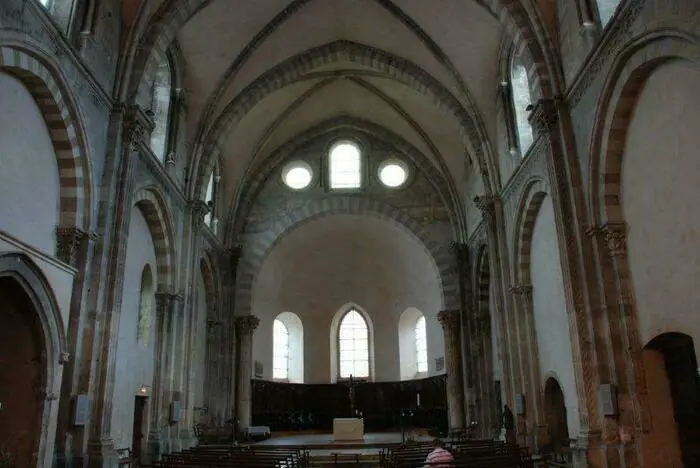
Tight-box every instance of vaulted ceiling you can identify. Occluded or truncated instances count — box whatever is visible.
[137,0,509,228]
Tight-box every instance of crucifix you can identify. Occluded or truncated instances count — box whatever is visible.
[347,374,357,416]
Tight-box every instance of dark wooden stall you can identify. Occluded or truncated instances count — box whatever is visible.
[251,375,448,434]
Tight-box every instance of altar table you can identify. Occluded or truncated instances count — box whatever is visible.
[333,418,364,441]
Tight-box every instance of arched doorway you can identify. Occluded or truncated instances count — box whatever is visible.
[646,333,700,467]
[0,277,46,467]
[543,377,569,455]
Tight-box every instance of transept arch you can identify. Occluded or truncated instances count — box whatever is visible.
[235,197,457,316]
[0,252,67,468]
[0,44,92,231]
[132,186,177,291]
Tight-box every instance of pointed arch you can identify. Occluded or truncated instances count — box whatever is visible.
[0,44,92,230]
[330,303,375,383]
[132,186,177,291]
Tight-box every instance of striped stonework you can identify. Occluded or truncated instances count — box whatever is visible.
[0,46,90,230]
[233,196,459,316]
[133,186,177,291]
[590,35,699,225]
[513,179,548,285]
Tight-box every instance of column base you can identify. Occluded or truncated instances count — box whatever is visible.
[85,438,119,468]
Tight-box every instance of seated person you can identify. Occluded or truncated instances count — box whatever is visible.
[424,438,454,467]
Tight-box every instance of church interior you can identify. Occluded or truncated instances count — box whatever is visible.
[1,0,699,467]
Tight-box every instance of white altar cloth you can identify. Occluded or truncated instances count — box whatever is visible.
[333,418,364,441]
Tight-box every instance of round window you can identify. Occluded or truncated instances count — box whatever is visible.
[282,161,313,190]
[378,160,408,188]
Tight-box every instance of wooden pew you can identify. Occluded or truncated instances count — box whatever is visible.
[153,445,308,468]
[381,439,533,468]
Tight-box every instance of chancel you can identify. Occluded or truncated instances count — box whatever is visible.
[1,1,700,467]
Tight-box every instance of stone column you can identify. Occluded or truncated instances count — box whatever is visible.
[235,315,260,430]
[438,309,465,430]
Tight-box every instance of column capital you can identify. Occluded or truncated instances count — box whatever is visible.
[123,105,151,152]
[154,291,183,318]
[527,98,559,135]
[473,195,499,218]
[509,284,533,302]
[189,199,210,230]
[55,226,89,268]
[235,315,260,336]
[437,309,460,331]
[586,222,627,258]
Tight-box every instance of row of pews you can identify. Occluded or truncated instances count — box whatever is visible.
[152,445,309,467]
[380,439,534,467]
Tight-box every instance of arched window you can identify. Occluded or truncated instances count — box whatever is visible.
[338,309,370,379]
[272,312,304,382]
[329,141,362,189]
[415,316,428,373]
[38,0,52,7]
[595,0,622,28]
[204,167,219,232]
[149,53,173,162]
[272,319,289,380]
[399,308,431,380]
[510,54,534,155]
[136,265,154,345]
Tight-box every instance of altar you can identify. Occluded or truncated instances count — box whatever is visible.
[332,418,364,441]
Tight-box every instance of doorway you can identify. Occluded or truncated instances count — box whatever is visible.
[0,277,45,467]
[646,333,700,467]
[543,377,569,454]
[131,396,149,461]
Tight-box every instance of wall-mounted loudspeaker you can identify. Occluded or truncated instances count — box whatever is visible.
[72,394,90,426]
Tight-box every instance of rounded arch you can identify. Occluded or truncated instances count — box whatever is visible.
[273,311,304,383]
[132,186,177,291]
[588,32,700,225]
[235,197,455,316]
[0,252,67,467]
[543,375,570,453]
[230,116,465,241]
[0,43,92,230]
[398,307,428,381]
[513,178,549,285]
[330,303,375,383]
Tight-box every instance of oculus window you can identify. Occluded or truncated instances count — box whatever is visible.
[378,159,408,188]
[282,161,313,190]
[338,309,369,378]
[273,319,290,380]
[329,141,362,189]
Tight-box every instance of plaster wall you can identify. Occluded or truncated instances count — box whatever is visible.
[621,62,700,351]
[530,196,580,438]
[0,71,60,255]
[109,206,158,450]
[252,214,445,384]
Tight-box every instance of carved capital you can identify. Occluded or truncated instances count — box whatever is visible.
[123,106,151,151]
[473,195,498,218]
[235,315,260,336]
[602,223,627,258]
[528,99,559,135]
[437,309,460,332]
[509,284,533,303]
[55,226,88,267]
[190,200,210,230]
[59,351,71,364]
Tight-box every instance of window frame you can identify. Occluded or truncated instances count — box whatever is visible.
[507,51,534,158]
[336,308,371,381]
[325,139,366,192]
[272,318,290,381]
[149,51,176,163]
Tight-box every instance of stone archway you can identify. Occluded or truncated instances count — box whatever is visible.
[0,277,45,467]
[0,253,66,468]
[644,333,700,467]
[543,377,569,454]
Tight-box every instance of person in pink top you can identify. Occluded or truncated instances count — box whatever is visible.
[424,438,454,467]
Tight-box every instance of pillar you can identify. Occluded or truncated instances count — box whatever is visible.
[235,315,259,430]
[438,309,465,430]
